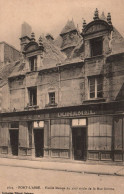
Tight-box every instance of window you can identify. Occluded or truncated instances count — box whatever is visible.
[72,119,86,126]
[33,121,44,128]
[90,37,103,57]
[10,122,19,129]
[29,56,37,71]
[28,87,37,106]
[49,92,55,104]
[88,76,103,99]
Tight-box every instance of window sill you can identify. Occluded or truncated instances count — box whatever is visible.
[26,70,38,74]
[85,55,104,61]
[45,103,57,108]
[24,105,39,110]
[83,98,105,104]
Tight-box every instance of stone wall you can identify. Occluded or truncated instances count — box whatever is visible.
[6,65,84,111]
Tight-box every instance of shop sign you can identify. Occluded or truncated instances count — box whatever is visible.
[72,119,86,126]
[58,109,95,117]
[33,121,44,128]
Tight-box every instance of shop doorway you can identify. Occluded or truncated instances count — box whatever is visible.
[34,129,44,157]
[72,128,86,160]
[9,130,19,156]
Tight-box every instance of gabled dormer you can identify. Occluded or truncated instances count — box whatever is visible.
[60,20,81,58]
[82,9,113,59]
[22,33,44,72]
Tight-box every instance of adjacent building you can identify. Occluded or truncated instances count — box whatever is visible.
[0,9,124,162]
[0,41,20,64]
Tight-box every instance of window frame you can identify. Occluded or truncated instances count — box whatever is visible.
[28,87,37,106]
[90,37,103,57]
[49,92,55,105]
[10,122,19,129]
[88,76,103,99]
[29,56,37,72]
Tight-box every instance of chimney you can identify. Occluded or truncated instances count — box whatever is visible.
[20,22,32,51]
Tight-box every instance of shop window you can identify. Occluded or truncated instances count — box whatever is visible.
[72,119,86,126]
[90,37,103,57]
[29,56,37,71]
[49,92,55,104]
[10,122,19,129]
[33,121,44,128]
[88,76,103,99]
[28,87,37,106]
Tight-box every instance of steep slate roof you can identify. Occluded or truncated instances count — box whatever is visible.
[111,27,124,54]
[69,38,84,59]
[8,60,26,78]
[40,36,67,68]
[7,37,67,78]
[60,20,77,35]
[99,12,124,55]
[54,35,63,48]
[1,14,124,84]
[61,37,82,51]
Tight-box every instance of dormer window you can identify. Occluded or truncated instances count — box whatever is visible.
[90,37,103,57]
[29,56,37,71]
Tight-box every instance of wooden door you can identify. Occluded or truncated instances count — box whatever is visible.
[72,128,86,160]
[9,130,19,156]
[34,129,44,157]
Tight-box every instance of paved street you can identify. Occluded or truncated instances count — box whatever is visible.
[0,165,124,194]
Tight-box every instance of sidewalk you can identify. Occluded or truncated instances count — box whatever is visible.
[0,157,124,176]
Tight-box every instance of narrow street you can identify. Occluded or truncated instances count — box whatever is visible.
[0,165,123,194]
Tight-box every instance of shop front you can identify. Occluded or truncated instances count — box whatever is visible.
[0,101,123,162]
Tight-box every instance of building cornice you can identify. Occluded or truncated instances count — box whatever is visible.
[0,100,123,118]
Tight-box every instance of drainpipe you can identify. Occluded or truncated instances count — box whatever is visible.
[56,63,61,105]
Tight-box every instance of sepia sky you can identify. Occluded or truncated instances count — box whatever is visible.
[0,0,124,50]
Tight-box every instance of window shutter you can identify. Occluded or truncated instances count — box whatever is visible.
[114,118,123,150]
[0,123,8,146]
[19,122,29,147]
[51,119,70,149]
[44,120,50,148]
[88,116,112,150]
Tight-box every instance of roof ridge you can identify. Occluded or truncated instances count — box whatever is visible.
[60,19,77,35]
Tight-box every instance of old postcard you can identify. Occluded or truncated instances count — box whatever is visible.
[0,0,124,193]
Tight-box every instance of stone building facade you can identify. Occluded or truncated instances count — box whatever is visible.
[0,9,124,162]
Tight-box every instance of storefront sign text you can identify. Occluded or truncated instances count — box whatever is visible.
[58,109,95,117]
